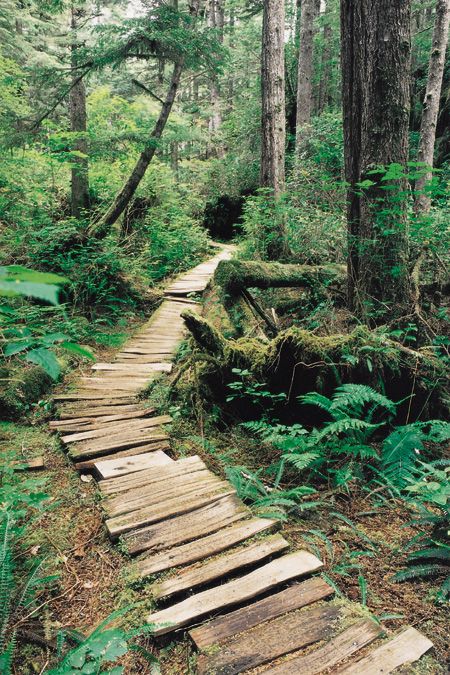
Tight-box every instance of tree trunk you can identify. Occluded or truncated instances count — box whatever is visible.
[341,0,412,322]
[414,0,450,214]
[69,4,90,219]
[261,0,288,260]
[89,0,200,237]
[318,2,333,114]
[207,0,225,157]
[296,0,319,137]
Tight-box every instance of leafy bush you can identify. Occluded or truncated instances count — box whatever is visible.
[393,462,450,603]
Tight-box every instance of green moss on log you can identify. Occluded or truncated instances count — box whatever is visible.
[214,259,346,294]
[181,313,448,419]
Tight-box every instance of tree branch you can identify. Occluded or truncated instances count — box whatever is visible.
[131,79,165,104]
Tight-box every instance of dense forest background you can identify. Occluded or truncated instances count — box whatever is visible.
[0,0,449,672]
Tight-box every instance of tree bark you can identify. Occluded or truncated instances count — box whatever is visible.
[207,0,225,157]
[261,0,288,260]
[414,0,450,214]
[341,0,412,322]
[89,0,200,237]
[317,2,333,114]
[296,0,319,136]
[69,3,90,219]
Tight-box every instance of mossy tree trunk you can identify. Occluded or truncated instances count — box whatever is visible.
[261,0,289,260]
[341,0,412,323]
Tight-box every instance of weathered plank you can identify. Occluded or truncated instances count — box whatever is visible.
[74,441,171,471]
[49,407,156,431]
[334,627,433,675]
[153,534,290,600]
[136,517,279,577]
[13,457,45,471]
[99,455,206,495]
[196,604,340,675]
[124,495,249,555]
[94,450,173,480]
[103,470,222,516]
[54,394,136,402]
[147,550,323,636]
[91,362,171,371]
[61,415,172,443]
[261,620,383,675]
[68,430,169,459]
[106,484,235,537]
[189,577,333,650]
[57,404,144,419]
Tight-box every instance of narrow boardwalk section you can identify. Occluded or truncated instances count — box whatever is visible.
[50,249,433,674]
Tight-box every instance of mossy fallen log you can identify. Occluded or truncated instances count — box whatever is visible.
[181,311,448,421]
[214,259,346,294]
[213,259,346,336]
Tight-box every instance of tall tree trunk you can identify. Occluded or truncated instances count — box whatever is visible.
[341,0,412,322]
[261,0,288,260]
[296,0,319,139]
[318,2,333,114]
[207,0,225,156]
[414,0,450,214]
[89,0,200,237]
[227,6,235,113]
[70,3,90,219]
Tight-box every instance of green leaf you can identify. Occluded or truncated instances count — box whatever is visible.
[61,342,96,361]
[0,280,60,304]
[25,348,61,380]
[3,340,34,356]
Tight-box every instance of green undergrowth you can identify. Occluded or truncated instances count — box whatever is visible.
[0,422,158,673]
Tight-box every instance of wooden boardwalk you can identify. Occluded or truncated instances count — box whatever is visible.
[50,248,433,674]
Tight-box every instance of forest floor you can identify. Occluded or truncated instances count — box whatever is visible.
[7,247,448,674]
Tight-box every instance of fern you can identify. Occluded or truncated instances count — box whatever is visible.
[380,426,422,488]
[283,451,321,471]
[315,417,381,442]
[329,384,397,417]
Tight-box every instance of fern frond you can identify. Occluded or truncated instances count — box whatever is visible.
[380,426,423,489]
[298,392,333,414]
[407,548,450,562]
[283,451,320,471]
[315,418,380,442]
[330,384,397,417]
[393,564,448,582]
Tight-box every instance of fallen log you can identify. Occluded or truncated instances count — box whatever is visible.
[181,311,448,420]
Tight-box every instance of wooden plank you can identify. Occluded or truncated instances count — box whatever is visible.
[153,535,290,600]
[165,296,199,305]
[119,349,177,357]
[61,415,172,443]
[94,451,173,480]
[189,576,334,650]
[124,495,249,555]
[136,517,279,577]
[103,470,221,516]
[58,404,144,419]
[99,455,206,495]
[13,457,45,471]
[146,550,323,636]
[68,431,169,460]
[261,620,383,675]
[54,394,136,402]
[74,441,171,471]
[334,627,433,675]
[91,363,171,371]
[196,604,340,675]
[106,484,235,537]
[49,407,156,431]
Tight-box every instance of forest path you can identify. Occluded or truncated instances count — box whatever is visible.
[50,247,433,674]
